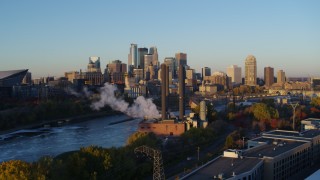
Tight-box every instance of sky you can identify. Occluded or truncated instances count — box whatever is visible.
[1,0,319,78]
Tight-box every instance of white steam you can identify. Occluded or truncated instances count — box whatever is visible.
[91,83,160,119]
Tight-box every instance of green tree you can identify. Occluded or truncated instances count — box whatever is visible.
[252,103,279,121]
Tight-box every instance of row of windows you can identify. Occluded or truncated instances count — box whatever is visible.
[273,147,311,180]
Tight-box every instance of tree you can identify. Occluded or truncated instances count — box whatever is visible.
[0,160,32,180]
[311,97,320,107]
[252,103,279,122]
[225,135,234,149]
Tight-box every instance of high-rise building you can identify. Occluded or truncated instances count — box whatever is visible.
[138,47,148,69]
[65,71,79,83]
[204,71,231,90]
[202,67,211,80]
[186,69,195,80]
[227,65,242,84]
[175,52,187,67]
[277,70,286,84]
[149,46,159,67]
[245,55,257,86]
[128,44,138,73]
[144,54,154,78]
[106,60,127,84]
[264,67,274,87]
[164,57,176,79]
[88,56,101,72]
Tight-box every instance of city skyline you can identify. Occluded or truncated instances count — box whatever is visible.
[1,1,320,78]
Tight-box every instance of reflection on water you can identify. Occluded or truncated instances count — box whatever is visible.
[0,115,141,162]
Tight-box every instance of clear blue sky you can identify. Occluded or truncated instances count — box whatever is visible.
[1,0,319,78]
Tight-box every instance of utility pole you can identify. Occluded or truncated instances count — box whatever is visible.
[290,102,299,131]
[242,137,245,148]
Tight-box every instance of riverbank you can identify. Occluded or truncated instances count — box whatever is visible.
[0,110,122,136]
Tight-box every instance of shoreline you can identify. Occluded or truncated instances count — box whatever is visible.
[0,111,122,136]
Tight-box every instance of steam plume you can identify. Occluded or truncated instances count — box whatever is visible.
[91,83,160,119]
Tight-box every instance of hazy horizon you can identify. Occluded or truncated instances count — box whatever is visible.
[1,1,319,78]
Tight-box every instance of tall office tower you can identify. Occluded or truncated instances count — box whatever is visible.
[128,44,138,73]
[88,56,101,72]
[164,57,176,79]
[226,65,242,84]
[138,47,148,69]
[106,60,127,83]
[179,64,185,120]
[264,67,274,87]
[175,52,187,67]
[277,70,286,83]
[144,54,153,78]
[186,69,195,80]
[202,67,211,80]
[161,63,168,120]
[245,55,257,86]
[149,46,159,67]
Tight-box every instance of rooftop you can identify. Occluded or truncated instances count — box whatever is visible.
[185,157,262,179]
[0,69,28,79]
[262,129,320,139]
[244,138,307,158]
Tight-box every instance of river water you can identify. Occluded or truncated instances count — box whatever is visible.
[0,114,141,162]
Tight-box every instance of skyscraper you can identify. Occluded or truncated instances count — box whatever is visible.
[175,52,187,67]
[149,46,159,67]
[106,60,127,83]
[138,47,148,69]
[245,55,257,86]
[128,44,138,73]
[164,57,176,79]
[202,67,211,80]
[277,70,286,84]
[227,65,242,84]
[264,67,274,87]
[88,56,101,72]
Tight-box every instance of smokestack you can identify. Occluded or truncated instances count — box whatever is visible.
[161,64,167,120]
[166,65,169,96]
[200,100,207,121]
[179,64,185,120]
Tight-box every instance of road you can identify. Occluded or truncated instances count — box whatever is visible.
[166,124,235,179]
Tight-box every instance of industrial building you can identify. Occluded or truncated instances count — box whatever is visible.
[183,128,320,180]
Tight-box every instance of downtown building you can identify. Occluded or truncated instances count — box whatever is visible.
[202,67,211,81]
[184,128,320,180]
[227,65,242,85]
[245,55,257,86]
[84,57,104,86]
[264,66,274,87]
[277,70,286,84]
[105,60,127,84]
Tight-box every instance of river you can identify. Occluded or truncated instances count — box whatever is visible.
[0,114,141,162]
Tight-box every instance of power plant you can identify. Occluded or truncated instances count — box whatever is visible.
[138,63,208,136]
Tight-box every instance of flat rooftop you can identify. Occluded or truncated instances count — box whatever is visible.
[262,129,320,139]
[185,157,262,180]
[244,139,306,158]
